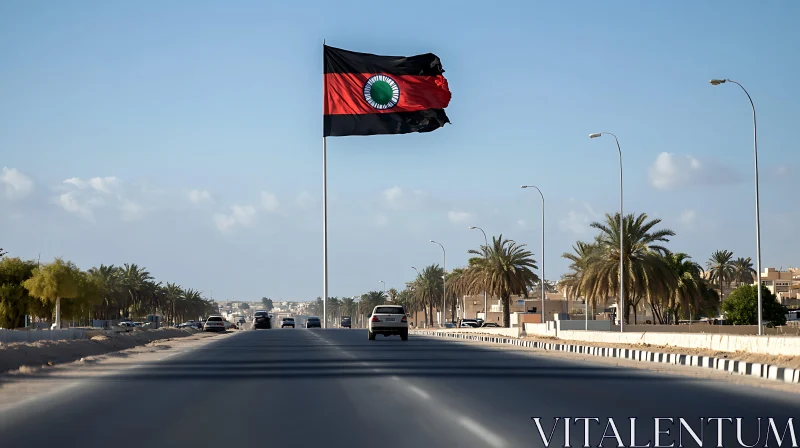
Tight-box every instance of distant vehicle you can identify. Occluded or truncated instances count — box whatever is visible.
[203,315,226,332]
[340,316,351,328]
[481,322,500,327]
[281,317,295,328]
[306,317,321,328]
[253,311,272,330]
[444,323,456,328]
[368,305,408,341]
[460,319,480,328]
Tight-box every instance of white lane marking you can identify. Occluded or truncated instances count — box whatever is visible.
[456,415,507,448]
[407,385,430,400]
[391,375,400,381]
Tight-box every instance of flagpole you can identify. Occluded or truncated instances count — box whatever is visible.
[322,39,328,329]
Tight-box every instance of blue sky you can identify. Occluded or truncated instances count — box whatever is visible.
[1,1,798,301]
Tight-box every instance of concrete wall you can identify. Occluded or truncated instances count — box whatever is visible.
[0,328,88,343]
[414,327,523,338]
[524,320,611,337]
[555,329,800,356]
[612,324,799,336]
[524,322,557,337]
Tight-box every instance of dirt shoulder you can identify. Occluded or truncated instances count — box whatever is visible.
[0,327,209,374]
[0,329,237,411]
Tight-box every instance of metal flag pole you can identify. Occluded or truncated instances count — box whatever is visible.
[322,39,328,329]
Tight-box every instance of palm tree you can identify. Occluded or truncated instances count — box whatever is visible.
[360,291,386,318]
[412,265,444,327]
[445,267,469,321]
[561,241,604,319]
[582,213,675,325]
[731,257,756,286]
[340,297,355,317]
[706,250,735,308]
[465,235,538,328]
[660,253,703,324]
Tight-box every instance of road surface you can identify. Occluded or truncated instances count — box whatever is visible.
[1,329,797,447]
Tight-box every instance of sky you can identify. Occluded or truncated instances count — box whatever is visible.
[1,1,799,302]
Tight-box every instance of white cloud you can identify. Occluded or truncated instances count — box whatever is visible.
[559,202,601,235]
[448,210,472,224]
[120,200,144,221]
[188,189,213,204]
[296,191,315,209]
[57,192,94,220]
[383,186,403,202]
[261,191,280,212]
[649,152,741,190]
[214,204,257,232]
[679,209,696,225]
[373,214,389,226]
[1,167,34,200]
[64,176,119,193]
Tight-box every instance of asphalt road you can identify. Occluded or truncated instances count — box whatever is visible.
[1,329,797,447]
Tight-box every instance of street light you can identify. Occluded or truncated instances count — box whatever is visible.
[520,186,546,325]
[710,78,763,335]
[430,240,446,327]
[589,132,624,332]
[468,226,489,321]
[380,280,386,304]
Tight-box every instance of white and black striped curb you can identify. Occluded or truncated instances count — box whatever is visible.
[414,331,800,384]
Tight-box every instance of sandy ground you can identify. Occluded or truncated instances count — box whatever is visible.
[517,334,800,370]
[0,329,238,410]
[0,327,209,374]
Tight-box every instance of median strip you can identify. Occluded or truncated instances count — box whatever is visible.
[414,330,799,384]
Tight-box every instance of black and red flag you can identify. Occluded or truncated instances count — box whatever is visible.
[323,45,451,137]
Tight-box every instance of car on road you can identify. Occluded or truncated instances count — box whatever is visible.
[481,322,500,327]
[203,315,226,332]
[340,316,351,328]
[459,319,481,328]
[281,317,295,328]
[368,305,408,341]
[253,311,272,329]
[306,316,321,328]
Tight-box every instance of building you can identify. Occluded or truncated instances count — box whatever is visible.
[756,268,800,308]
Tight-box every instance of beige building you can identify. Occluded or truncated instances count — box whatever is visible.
[757,267,800,308]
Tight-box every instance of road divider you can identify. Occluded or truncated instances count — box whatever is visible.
[414,330,800,384]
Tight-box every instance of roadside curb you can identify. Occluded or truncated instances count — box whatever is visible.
[414,331,800,385]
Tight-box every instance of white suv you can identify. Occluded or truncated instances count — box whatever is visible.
[368,305,408,341]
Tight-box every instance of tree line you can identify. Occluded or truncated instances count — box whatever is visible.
[0,255,216,329]
[344,211,787,328]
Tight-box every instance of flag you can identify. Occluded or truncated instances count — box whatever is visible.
[323,45,451,137]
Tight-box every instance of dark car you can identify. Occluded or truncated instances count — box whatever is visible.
[253,311,272,329]
[306,316,321,328]
[281,317,295,328]
[340,316,351,328]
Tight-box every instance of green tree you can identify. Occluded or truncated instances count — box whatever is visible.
[581,213,675,325]
[23,258,82,328]
[561,241,603,314]
[722,284,786,326]
[660,253,703,324]
[465,235,538,328]
[731,257,756,286]
[387,288,398,303]
[410,265,443,327]
[241,302,250,310]
[0,257,37,328]
[340,297,355,316]
[261,297,274,311]
[706,250,735,307]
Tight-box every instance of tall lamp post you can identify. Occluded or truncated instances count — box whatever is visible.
[520,186,546,324]
[710,79,763,336]
[430,240,446,327]
[589,132,624,332]
[380,280,386,304]
[468,226,489,320]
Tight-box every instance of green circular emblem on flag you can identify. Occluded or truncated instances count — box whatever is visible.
[363,75,400,110]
